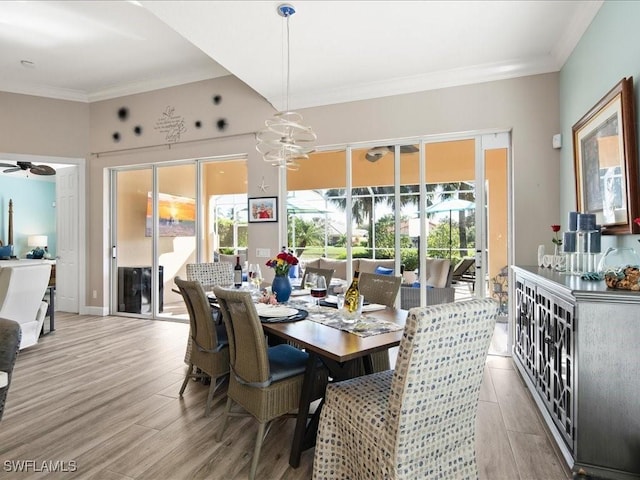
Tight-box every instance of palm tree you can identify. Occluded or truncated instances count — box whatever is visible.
[288,216,324,257]
[325,185,421,256]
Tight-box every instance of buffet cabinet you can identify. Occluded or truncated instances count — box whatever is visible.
[512,266,640,480]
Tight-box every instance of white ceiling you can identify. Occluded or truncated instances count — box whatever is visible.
[0,0,602,110]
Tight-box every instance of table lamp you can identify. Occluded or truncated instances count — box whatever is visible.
[28,235,47,259]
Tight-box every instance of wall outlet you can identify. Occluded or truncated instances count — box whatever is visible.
[256,248,271,258]
[92,290,97,299]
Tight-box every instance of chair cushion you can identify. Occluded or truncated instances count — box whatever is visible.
[374,266,394,275]
[215,323,228,347]
[267,344,308,383]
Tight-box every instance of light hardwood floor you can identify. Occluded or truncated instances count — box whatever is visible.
[0,313,570,479]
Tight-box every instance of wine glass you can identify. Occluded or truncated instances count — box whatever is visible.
[304,272,317,292]
[310,275,327,310]
[248,264,262,295]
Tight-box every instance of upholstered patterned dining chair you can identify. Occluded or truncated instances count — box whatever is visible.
[174,277,229,417]
[183,262,233,365]
[312,298,498,480]
[214,287,328,480]
[186,262,233,291]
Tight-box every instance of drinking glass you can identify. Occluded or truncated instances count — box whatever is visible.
[310,275,327,310]
[248,264,262,294]
[304,272,317,291]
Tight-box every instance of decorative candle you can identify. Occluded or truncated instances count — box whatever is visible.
[587,230,601,253]
[563,231,576,252]
[577,213,596,231]
[568,211,578,231]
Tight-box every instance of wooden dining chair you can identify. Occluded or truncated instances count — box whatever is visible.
[312,299,498,479]
[174,277,229,417]
[214,287,328,480]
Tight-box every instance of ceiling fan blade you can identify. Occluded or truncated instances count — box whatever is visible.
[3,167,20,173]
[365,146,391,162]
[0,163,16,168]
[399,145,419,153]
[30,165,56,176]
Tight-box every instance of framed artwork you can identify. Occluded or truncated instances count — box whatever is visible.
[572,77,639,234]
[145,192,196,237]
[248,196,278,223]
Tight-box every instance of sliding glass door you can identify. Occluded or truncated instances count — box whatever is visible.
[112,168,155,317]
[111,157,247,320]
[286,132,511,308]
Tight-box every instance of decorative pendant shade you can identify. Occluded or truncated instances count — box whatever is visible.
[256,3,316,170]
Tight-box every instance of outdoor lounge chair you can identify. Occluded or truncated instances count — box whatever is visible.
[451,257,476,290]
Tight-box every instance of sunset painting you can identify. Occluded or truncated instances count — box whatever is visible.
[145,192,196,236]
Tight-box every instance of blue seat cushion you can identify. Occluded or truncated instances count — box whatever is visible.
[268,344,308,382]
[375,266,394,275]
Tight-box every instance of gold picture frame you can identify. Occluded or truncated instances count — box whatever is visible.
[573,77,639,234]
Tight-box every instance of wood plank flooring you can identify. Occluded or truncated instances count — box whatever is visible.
[0,313,570,479]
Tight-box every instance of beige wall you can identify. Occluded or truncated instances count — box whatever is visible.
[0,92,89,158]
[300,73,560,269]
[2,72,560,310]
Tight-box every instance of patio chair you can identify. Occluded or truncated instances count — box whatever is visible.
[174,277,229,417]
[451,257,476,290]
[214,287,328,480]
[312,298,498,479]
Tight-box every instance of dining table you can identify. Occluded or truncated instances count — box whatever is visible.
[261,296,408,468]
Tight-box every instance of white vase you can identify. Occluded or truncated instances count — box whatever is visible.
[537,245,545,267]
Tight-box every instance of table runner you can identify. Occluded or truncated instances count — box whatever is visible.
[287,299,403,338]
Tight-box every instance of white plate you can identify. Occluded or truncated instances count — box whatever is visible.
[255,304,298,318]
[290,289,311,296]
[322,295,338,305]
[361,303,386,312]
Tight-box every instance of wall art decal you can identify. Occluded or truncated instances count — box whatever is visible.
[212,94,222,105]
[216,118,228,131]
[118,107,129,121]
[112,132,121,142]
[134,125,143,136]
[195,120,202,128]
[154,106,186,143]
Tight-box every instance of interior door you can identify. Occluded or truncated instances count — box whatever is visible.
[55,165,79,312]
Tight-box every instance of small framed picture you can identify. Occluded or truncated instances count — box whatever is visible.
[248,196,278,223]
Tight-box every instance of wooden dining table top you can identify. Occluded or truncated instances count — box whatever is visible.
[261,306,408,363]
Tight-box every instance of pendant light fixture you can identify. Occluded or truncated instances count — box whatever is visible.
[256,3,316,170]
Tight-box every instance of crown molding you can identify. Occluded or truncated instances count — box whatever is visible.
[287,55,559,110]
[0,69,230,103]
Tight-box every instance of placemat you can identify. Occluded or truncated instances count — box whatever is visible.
[293,304,403,338]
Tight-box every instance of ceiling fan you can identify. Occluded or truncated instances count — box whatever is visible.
[365,145,419,162]
[0,161,56,176]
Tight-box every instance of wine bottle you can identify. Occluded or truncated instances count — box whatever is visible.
[344,270,360,313]
[234,256,242,288]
